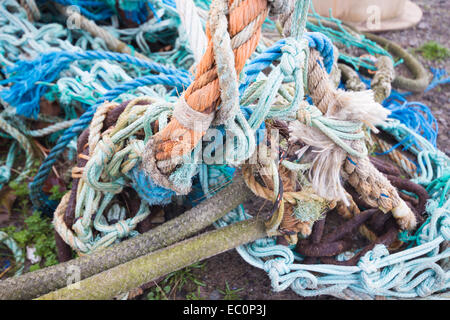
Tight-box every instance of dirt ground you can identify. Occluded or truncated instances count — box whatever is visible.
[168,0,450,301]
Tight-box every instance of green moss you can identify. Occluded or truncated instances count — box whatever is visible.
[29,264,41,272]
[8,180,29,198]
[293,198,328,223]
[415,41,450,61]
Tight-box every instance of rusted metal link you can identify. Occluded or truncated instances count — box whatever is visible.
[310,217,327,243]
[297,210,377,259]
[385,174,429,220]
[321,209,379,243]
[301,216,327,264]
[296,239,352,257]
[368,210,393,235]
[54,230,73,263]
[370,156,402,176]
[320,220,399,266]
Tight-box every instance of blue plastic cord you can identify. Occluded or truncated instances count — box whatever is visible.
[0,50,191,118]
[425,67,450,93]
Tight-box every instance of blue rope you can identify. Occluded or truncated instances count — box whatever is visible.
[130,166,175,206]
[239,32,334,96]
[425,67,450,93]
[384,100,438,149]
[28,32,332,214]
[0,50,190,118]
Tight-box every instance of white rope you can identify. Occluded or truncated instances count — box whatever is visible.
[173,96,215,131]
[175,0,207,64]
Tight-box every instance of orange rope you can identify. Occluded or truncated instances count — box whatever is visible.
[152,0,269,163]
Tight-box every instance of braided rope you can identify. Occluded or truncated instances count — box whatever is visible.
[30,73,191,213]
[296,45,417,231]
[144,0,269,170]
[175,0,207,63]
[373,135,418,177]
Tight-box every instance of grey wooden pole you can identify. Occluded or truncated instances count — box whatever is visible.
[38,218,267,300]
[0,176,252,300]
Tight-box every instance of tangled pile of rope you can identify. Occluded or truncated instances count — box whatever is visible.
[0,0,448,300]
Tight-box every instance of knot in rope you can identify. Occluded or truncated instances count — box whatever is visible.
[295,103,368,158]
[114,220,132,239]
[263,258,291,276]
[296,102,321,127]
[293,273,319,290]
[358,244,389,274]
[280,38,308,77]
[72,219,93,244]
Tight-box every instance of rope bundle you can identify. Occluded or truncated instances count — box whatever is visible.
[0,0,448,300]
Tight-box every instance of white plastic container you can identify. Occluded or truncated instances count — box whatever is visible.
[312,0,407,22]
[311,0,421,32]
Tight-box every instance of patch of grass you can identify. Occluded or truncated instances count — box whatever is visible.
[164,261,206,292]
[415,41,450,61]
[218,281,244,300]
[1,158,58,272]
[186,286,205,300]
[147,284,170,300]
[1,211,58,271]
[146,262,207,300]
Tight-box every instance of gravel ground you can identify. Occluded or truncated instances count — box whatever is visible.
[173,0,449,301]
[378,0,449,155]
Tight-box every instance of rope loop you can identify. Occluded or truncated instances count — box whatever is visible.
[292,273,319,291]
[263,258,291,276]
